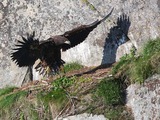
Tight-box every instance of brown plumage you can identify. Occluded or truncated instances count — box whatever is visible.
[11,8,114,76]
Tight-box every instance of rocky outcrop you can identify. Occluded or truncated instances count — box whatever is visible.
[127,74,160,120]
[0,0,160,87]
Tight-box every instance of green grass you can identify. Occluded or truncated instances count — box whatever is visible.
[0,86,17,96]
[38,88,68,111]
[92,77,131,119]
[0,90,27,109]
[143,38,160,58]
[95,77,123,105]
[64,62,83,73]
[112,38,160,84]
[38,76,76,111]
[0,87,28,119]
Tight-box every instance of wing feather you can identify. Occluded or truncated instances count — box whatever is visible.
[61,8,114,51]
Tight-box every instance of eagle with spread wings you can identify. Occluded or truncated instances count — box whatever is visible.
[11,8,113,76]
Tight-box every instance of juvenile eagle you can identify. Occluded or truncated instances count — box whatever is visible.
[11,8,113,76]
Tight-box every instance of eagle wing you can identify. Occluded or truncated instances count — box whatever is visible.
[60,8,114,51]
[11,32,40,67]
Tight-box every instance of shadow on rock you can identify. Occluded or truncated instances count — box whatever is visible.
[68,14,131,78]
[101,13,131,65]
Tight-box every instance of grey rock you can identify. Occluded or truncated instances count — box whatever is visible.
[127,74,160,120]
[57,113,107,120]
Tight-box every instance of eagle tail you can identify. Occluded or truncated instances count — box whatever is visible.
[11,32,39,67]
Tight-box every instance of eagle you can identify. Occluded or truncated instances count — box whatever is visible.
[11,8,113,76]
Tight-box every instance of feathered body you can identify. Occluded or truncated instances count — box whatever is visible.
[11,8,114,76]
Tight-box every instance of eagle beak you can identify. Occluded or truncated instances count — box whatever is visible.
[64,40,71,45]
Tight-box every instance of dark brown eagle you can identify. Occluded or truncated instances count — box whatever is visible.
[11,8,113,76]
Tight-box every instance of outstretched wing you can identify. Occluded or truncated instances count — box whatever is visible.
[61,8,114,51]
[11,32,40,67]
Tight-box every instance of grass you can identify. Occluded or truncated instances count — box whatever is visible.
[0,88,27,109]
[81,0,97,11]
[0,91,27,109]
[91,76,132,119]
[95,77,123,105]
[142,38,160,58]
[112,37,160,84]
[1,38,159,119]
[0,87,28,119]
[64,62,83,73]
[38,76,77,111]
[0,86,17,96]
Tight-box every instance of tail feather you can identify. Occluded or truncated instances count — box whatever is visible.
[11,32,39,67]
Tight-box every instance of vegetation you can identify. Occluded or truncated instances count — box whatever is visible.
[112,38,160,84]
[0,87,28,119]
[96,77,123,105]
[81,0,97,11]
[0,86,16,96]
[38,76,76,111]
[64,62,83,73]
[1,38,160,119]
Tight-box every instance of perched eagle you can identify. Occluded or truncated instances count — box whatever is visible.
[11,8,113,76]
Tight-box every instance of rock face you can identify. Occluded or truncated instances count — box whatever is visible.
[0,0,160,87]
[127,74,160,120]
[59,113,107,120]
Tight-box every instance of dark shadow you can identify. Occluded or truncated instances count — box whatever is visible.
[101,14,131,64]
[69,14,131,77]
[68,63,113,77]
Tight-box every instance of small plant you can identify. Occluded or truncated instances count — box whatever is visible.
[64,62,83,73]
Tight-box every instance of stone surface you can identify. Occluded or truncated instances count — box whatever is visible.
[127,74,160,120]
[0,0,160,87]
[57,113,107,120]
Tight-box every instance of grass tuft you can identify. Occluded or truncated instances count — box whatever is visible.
[96,77,123,105]
[0,87,17,96]
[38,76,76,111]
[0,90,27,109]
[64,62,83,73]
[112,37,160,84]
